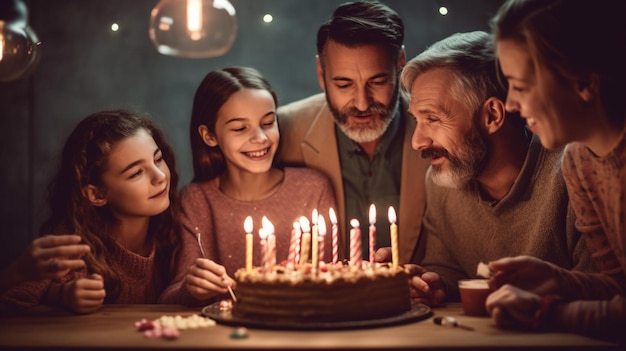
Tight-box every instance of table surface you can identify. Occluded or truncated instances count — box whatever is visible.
[0,303,620,350]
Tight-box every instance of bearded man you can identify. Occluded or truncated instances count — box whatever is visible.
[277,1,429,262]
[398,31,596,306]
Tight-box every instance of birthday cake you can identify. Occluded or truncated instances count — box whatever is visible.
[232,262,410,322]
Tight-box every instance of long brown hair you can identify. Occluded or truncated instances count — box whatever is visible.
[189,66,278,182]
[40,110,182,302]
[491,0,626,126]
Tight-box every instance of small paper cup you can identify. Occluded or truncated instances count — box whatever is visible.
[458,279,491,317]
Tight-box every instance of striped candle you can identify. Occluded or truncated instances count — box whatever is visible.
[299,216,311,269]
[262,216,276,270]
[368,204,376,264]
[317,214,326,263]
[287,221,301,267]
[258,227,268,272]
[329,208,338,264]
[311,209,319,270]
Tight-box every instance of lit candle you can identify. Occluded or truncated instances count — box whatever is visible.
[318,214,326,263]
[244,216,253,272]
[287,221,301,267]
[311,209,319,270]
[349,218,361,268]
[299,216,311,270]
[258,227,268,272]
[388,206,399,269]
[369,204,376,264]
[262,216,276,270]
[329,208,338,264]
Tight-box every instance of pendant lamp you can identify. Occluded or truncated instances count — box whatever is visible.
[0,0,41,82]
[149,0,237,58]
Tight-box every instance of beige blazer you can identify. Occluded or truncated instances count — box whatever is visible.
[277,93,429,263]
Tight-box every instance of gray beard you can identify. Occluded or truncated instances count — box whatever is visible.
[336,108,396,143]
[427,124,488,190]
[325,85,400,143]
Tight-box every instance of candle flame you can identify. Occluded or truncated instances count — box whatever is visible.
[350,218,360,228]
[262,216,275,235]
[328,208,337,225]
[369,203,376,225]
[318,215,326,236]
[388,206,397,224]
[312,208,318,225]
[299,216,311,233]
[258,227,268,240]
[244,216,253,234]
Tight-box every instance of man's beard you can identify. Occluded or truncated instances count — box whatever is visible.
[326,85,399,143]
[422,122,488,190]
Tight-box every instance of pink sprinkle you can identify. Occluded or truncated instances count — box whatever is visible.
[161,326,180,340]
[135,319,155,331]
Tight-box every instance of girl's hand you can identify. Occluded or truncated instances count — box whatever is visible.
[184,258,235,302]
[64,273,106,314]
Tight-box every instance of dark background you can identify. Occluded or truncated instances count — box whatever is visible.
[0,0,504,268]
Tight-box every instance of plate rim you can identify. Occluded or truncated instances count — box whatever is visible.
[201,301,432,330]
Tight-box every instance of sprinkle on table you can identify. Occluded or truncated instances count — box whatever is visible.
[230,326,249,339]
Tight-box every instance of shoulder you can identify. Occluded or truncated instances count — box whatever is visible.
[561,143,588,178]
[180,181,219,203]
[284,167,331,184]
[278,93,326,121]
[528,135,566,179]
[282,168,333,193]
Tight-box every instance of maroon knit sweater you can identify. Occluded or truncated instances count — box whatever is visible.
[0,239,162,315]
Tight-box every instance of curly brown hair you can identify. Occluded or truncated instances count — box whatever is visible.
[40,110,182,302]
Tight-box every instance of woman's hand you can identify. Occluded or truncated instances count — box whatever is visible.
[486,284,541,330]
[488,256,566,295]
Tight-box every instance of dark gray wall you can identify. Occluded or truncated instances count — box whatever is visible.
[0,0,504,267]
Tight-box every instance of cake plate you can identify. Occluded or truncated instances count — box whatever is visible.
[201,301,432,330]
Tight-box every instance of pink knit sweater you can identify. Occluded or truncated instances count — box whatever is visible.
[158,167,337,306]
[557,129,626,342]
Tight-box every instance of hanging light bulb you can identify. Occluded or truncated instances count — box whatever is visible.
[149,0,237,58]
[0,0,41,82]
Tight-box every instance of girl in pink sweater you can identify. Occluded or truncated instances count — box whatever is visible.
[1,110,182,315]
[159,67,336,306]
[487,0,626,342]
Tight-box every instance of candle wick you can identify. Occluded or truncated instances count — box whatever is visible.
[195,227,206,258]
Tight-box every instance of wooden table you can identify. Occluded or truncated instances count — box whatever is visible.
[0,303,620,350]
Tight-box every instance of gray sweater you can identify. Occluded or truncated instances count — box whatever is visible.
[419,135,596,301]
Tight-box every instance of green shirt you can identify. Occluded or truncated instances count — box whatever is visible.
[336,111,404,259]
